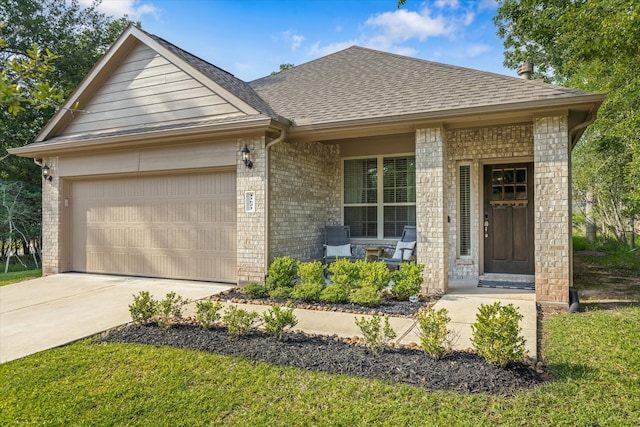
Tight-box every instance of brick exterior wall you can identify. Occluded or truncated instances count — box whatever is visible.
[533,115,571,303]
[446,124,534,279]
[416,128,448,294]
[41,156,61,275]
[268,140,341,262]
[236,136,268,284]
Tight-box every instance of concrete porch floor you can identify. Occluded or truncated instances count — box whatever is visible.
[207,279,538,360]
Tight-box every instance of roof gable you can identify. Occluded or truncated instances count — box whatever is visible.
[37,25,277,143]
[250,46,599,127]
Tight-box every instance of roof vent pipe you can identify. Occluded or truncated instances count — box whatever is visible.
[517,62,534,80]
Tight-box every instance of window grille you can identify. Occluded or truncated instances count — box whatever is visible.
[459,164,471,256]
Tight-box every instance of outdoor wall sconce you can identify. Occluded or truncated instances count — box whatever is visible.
[42,164,53,181]
[241,145,253,169]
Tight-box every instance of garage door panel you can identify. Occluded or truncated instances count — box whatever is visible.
[71,171,236,282]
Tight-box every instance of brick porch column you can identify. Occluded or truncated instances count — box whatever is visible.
[41,156,61,275]
[534,115,571,304]
[236,136,267,284]
[416,128,448,294]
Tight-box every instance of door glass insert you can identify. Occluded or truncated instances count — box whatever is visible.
[491,167,527,201]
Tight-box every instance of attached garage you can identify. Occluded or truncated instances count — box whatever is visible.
[68,170,237,283]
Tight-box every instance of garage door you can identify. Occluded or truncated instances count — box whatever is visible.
[70,171,236,282]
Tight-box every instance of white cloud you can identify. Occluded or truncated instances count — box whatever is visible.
[365,8,454,43]
[291,34,305,50]
[465,43,492,57]
[78,0,159,20]
[309,40,359,57]
[435,0,460,9]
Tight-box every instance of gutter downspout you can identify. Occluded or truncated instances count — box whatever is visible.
[264,129,288,275]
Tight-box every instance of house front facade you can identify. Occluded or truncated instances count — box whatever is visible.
[10,26,604,304]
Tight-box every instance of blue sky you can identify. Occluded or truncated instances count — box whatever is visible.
[86,0,513,82]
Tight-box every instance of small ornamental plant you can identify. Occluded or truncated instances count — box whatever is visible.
[471,302,527,368]
[327,258,359,288]
[261,302,298,341]
[266,256,298,291]
[156,292,189,330]
[129,291,158,324]
[297,261,325,285]
[195,300,223,329]
[391,262,425,300]
[291,282,323,302]
[416,307,455,360]
[358,260,391,290]
[349,285,383,307]
[242,282,269,299]
[319,284,350,303]
[222,305,259,337]
[354,315,397,355]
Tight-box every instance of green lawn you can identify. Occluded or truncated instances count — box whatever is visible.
[0,269,41,286]
[1,307,638,426]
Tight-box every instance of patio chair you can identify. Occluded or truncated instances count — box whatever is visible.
[323,225,355,266]
[379,225,417,270]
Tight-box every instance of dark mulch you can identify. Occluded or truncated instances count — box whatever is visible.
[212,288,438,317]
[99,323,545,394]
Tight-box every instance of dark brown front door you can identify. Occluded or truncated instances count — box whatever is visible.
[483,163,534,274]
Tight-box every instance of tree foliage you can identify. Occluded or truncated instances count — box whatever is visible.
[495,0,640,243]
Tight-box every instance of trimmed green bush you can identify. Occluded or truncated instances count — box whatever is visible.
[391,262,424,300]
[128,291,158,324]
[291,282,323,302]
[269,286,292,300]
[354,315,397,355]
[349,285,383,307]
[195,300,223,328]
[327,258,359,288]
[242,282,269,299]
[358,260,391,290]
[319,284,350,303]
[416,307,454,360]
[266,256,298,291]
[156,292,189,330]
[262,303,298,341]
[470,302,527,367]
[297,261,325,285]
[222,305,259,337]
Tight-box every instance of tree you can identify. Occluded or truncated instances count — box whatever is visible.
[271,63,295,75]
[495,0,640,245]
[1,180,41,271]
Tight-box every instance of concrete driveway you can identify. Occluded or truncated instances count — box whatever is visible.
[0,273,232,363]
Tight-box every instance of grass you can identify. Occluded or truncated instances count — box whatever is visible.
[1,307,638,426]
[573,233,640,272]
[0,268,41,286]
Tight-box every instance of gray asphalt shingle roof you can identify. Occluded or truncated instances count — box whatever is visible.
[249,46,591,126]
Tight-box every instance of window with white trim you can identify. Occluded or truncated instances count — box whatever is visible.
[344,155,416,238]
[459,164,471,257]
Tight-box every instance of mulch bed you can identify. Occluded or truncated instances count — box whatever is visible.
[99,322,546,394]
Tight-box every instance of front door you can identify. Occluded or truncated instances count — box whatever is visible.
[483,163,534,274]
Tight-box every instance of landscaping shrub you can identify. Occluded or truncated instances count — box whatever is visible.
[242,282,269,299]
[391,262,425,300]
[261,303,298,341]
[222,305,259,337]
[269,286,292,300]
[319,284,350,303]
[297,261,325,285]
[128,291,158,324]
[195,300,223,328]
[290,281,323,302]
[471,302,527,367]
[156,292,189,330]
[354,315,397,355]
[349,285,383,307]
[358,260,391,290]
[416,307,454,360]
[265,256,298,291]
[327,258,359,288]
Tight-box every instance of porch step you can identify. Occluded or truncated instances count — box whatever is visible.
[478,279,534,291]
